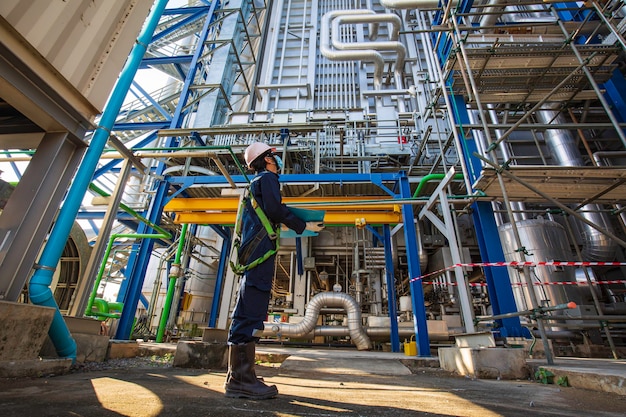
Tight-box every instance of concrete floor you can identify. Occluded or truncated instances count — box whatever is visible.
[0,345,625,417]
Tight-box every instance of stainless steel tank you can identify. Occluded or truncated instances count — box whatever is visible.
[499,218,581,312]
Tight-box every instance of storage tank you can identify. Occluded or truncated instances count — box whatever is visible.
[498,218,581,312]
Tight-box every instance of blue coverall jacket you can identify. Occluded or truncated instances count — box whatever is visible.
[228,170,306,344]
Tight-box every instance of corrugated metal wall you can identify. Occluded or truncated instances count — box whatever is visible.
[0,0,153,115]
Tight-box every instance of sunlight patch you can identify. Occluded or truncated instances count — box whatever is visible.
[91,377,163,416]
[290,400,352,413]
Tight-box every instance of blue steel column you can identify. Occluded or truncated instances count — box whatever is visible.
[450,94,525,337]
[604,70,626,124]
[383,224,400,352]
[398,171,430,356]
[209,226,231,328]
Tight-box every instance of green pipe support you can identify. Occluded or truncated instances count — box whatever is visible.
[156,223,189,342]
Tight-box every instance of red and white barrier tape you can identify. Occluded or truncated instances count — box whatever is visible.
[422,280,626,286]
[411,261,626,283]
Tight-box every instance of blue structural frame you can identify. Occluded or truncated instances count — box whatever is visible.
[115,1,221,339]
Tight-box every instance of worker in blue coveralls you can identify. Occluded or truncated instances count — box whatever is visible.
[224,142,324,400]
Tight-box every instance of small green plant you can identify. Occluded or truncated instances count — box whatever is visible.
[556,375,569,387]
[535,367,555,384]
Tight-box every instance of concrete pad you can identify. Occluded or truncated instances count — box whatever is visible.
[172,341,228,369]
[0,301,54,361]
[438,347,529,379]
[0,358,72,378]
[529,357,626,396]
[279,354,412,376]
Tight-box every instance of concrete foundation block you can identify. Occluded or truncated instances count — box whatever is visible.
[173,341,228,369]
[0,358,72,378]
[202,328,228,343]
[40,333,110,363]
[438,347,529,379]
[107,340,140,359]
[0,301,55,361]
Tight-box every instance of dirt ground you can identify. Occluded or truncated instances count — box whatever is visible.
[0,358,624,417]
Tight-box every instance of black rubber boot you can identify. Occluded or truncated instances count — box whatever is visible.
[224,342,278,399]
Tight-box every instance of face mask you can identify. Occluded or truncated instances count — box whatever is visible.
[274,155,284,171]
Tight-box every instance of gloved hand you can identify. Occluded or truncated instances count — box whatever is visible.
[305,222,325,232]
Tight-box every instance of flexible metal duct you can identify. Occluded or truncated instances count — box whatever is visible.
[262,292,372,350]
[536,107,617,261]
[321,10,384,89]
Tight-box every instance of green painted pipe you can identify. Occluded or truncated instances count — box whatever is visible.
[85,232,171,319]
[412,173,464,198]
[156,223,189,342]
[88,183,170,236]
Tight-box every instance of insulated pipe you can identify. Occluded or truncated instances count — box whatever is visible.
[536,108,617,261]
[263,292,372,350]
[331,14,406,86]
[379,0,458,9]
[28,0,169,362]
[321,10,384,90]
[274,325,450,341]
[479,0,506,33]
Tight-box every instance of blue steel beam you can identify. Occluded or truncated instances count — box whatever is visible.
[139,55,194,67]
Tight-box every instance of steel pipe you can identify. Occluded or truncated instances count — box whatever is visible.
[262,292,372,350]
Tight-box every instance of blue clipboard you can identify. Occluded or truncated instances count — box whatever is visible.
[281,206,325,238]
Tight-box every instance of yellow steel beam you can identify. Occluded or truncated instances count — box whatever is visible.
[173,211,402,226]
[164,196,398,212]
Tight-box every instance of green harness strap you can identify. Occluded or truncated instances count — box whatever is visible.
[230,188,280,275]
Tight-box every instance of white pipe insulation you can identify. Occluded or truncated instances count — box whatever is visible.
[379,0,458,9]
[331,13,407,88]
[262,292,372,350]
[320,10,385,89]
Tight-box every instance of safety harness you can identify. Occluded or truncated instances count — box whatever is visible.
[230,182,280,275]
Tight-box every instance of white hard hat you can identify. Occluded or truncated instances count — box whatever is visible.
[244,142,272,167]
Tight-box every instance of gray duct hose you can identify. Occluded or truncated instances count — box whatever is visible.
[263,292,372,350]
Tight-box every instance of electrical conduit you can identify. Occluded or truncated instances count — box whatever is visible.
[28,0,169,361]
[156,224,188,342]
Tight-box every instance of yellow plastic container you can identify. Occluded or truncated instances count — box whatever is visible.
[404,335,417,356]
